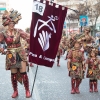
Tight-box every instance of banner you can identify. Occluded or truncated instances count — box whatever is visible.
[29,0,67,67]
[80,15,88,26]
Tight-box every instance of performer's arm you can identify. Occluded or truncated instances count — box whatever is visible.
[98,60,100,70]
[0,33,5,53]
[91,36,95,43]
[67,59,71,71]
[0,32,4,42]
[67,50,72,71]
[19,29,30,43]
[81,51,86,72]
[82,61,86,73]
[84,58,89,72]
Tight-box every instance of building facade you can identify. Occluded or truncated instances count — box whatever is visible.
[0,0,10,26]
[55,0,100,35]
[55,0,85,34]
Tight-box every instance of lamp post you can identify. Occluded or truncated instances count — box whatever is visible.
[66,16,70,36]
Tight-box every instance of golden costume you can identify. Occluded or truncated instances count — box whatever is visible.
[0,9,31,98]
[67,41,85,94]
[86,46,100,92]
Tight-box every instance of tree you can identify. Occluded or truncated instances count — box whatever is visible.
[88,2,100,36]
[68,3,90,21]
[67,1,100,36]
[66,3,90,33]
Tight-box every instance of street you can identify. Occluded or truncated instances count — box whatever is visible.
[0,53,100,100]
[31,53,100,100]
[0,0,100,100]
[0,54,35,100]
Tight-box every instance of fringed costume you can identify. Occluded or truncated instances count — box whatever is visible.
[86,46,100,92]
[67,41,85,94]
[0,9,31,98]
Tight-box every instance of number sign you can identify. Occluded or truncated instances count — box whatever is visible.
[32,1,46,16]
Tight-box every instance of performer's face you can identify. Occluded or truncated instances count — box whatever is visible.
[74,42,81,50]
[8,22,15,30]
[85,29,90,34]
[91,51,95,57]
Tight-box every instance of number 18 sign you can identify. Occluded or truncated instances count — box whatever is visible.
[32,1,46,16]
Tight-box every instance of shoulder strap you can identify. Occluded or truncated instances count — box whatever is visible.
[14,28,20,36]
[2,30,7,37]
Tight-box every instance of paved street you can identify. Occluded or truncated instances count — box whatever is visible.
[0,54,35,100]
[1,53,100,100]
[31,53,100,100]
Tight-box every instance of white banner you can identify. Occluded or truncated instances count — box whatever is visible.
[32,1,46,16]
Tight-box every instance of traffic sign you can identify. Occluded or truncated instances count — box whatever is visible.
[80,15,88,26]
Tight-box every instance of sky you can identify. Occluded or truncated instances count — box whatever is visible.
[9,0,33,30]
[0,0,6,2]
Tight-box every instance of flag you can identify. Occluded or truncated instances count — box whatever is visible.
[29,0,67,67]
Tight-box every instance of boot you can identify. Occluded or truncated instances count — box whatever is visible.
[89,80,93,92]
[11,73,18,98]
[30,62,34,67]
[21,72,31,98]
[65,54,67,60]
[71,78,75,94]
[93,80,98,92]
[57,63,60,67]
[75,78,82,94]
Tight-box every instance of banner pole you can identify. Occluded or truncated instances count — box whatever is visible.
[81,26,82,33]
[31,65,39,97]
[34,0,78,13]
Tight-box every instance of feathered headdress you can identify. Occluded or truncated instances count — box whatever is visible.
[2,8,22,26]
[83,26,91,32]
[88,44,98,56]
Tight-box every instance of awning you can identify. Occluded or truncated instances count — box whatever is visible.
[0,8,6,11]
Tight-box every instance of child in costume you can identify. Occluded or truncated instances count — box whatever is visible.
[86,47,100,92]
[67,41,85,94]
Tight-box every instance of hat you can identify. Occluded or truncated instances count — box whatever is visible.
[83,26,91,32]
[88,44,98,56]
[2,8,22,26]
[25,28,30,33]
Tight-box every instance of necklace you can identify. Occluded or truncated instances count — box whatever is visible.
[7,29,14,36]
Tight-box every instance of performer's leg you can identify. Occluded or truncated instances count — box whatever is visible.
[11,69,18,98]
[71,78,75,94]
[65,53,67,60]
[89,79,93,92]
[93,79,98,92]
[27,51,34,67]
[75,78,82,94]
[65,51,69,60]
[57,56,60,67]
[60,49,63,55]
[63,49,66,55]
[20,61,31,98]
